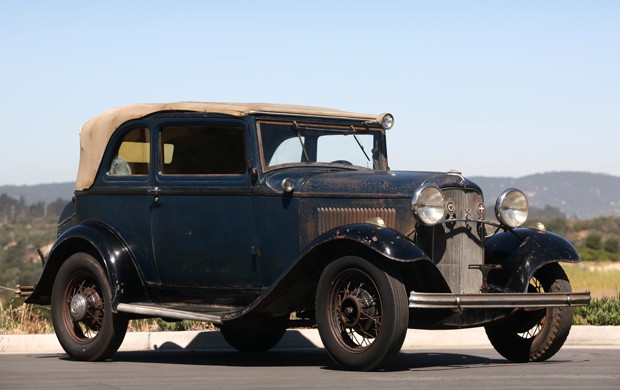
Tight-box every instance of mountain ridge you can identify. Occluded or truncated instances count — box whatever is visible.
[0,182,74,205]
[470,171,620,219]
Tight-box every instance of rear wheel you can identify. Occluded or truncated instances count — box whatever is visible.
[220,316,288,352]
[485,263,573,363]
[316,256,408,371]
[51,252,128,361]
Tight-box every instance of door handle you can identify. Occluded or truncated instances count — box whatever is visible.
[148,187,160,206]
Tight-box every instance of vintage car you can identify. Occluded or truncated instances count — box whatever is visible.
[26,102,590,371]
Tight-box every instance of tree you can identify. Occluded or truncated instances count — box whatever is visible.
[585,234,603,250]
[604,237,619,254]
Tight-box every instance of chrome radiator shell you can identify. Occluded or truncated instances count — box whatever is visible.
[416,189,485,294]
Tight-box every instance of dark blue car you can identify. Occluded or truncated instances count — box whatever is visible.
[26,102,590,370]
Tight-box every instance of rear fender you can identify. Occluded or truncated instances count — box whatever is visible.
[26,222,148,306]
[485,228,580,292]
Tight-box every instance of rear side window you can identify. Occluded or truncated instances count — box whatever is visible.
[108,128,150,176]
[160,124,246,175]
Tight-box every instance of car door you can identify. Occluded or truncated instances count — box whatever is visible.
[150,118,262,301]
[84,124,160,284]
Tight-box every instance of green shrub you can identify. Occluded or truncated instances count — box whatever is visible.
[585,234,603,250]
[577,247,619,262]
[573,294,620,325]
[604,238,620,254]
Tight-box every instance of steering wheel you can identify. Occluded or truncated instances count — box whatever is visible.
[330,160,353,166]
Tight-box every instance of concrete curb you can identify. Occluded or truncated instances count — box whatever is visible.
[1,326,618,354]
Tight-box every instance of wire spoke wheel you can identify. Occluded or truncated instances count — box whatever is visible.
[485,263,573,363]
[62,274,105,342]
[516,277,545,339]
[316,256,408,371]
[332,272,382,351]
[52,253,128,361]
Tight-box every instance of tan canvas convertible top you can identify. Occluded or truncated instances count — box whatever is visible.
[76,102,380,190]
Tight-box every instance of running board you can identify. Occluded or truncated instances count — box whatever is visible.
[409,291,591,310]
[116,303,224,325]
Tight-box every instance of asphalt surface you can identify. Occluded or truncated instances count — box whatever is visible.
[1,346,618,389]
[1,327,619,389]
[0,326,620,390]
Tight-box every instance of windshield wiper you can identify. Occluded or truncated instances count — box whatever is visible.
[293,121,310,161]
[350,125,370,162]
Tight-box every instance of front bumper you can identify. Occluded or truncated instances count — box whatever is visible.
[409,291,591,310]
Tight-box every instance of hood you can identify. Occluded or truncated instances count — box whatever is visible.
[264,168,482,197]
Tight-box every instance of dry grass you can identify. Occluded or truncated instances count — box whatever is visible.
[126,318,216,332]
[0,302,53,334]
[563,262,620,298]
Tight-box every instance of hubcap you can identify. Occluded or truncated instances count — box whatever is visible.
[70,294,88,321]
[340,296,362,328]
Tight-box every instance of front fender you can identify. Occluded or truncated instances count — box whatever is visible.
[26,221,148,306]
[317,223,431,263]
[222,223,434,322]
[485,228,580,292]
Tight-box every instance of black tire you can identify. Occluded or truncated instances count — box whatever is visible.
[316,256,408,371]
[51,252,128,361]
[485,263,573,363]
[220,317,287,352]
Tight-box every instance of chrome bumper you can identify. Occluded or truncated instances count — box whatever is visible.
[15,285,35,298]
[409,291,591,310]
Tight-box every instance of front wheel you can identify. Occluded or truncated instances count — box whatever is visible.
[316,256,409,371]
[485,263,573,363]
[51,252,128,361]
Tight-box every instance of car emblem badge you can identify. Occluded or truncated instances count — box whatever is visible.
[478,203,486,217]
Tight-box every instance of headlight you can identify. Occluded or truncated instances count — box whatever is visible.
[367,113,394,130]
[379,113,394,130]
[412,186,445,225]
[495,188,528,228]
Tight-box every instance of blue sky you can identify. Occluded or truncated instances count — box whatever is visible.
[1,1,618,185]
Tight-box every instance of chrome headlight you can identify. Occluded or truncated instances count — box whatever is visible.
[378,113,394,130]
[495,188,528,228]
[412,186,445,225]
[367,113,394,130]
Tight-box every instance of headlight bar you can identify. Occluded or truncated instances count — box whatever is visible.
[411,186,530,230]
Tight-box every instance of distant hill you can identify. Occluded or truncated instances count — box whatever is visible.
[0,182,74,205]
[470,172,620,219]
[1,172,619,219]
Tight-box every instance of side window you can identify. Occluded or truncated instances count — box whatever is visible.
[108,128,150,176]
[160,124,246,175]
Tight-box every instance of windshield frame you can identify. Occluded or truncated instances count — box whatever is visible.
[256,117,388,173]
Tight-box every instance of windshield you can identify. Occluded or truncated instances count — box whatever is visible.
[258,120,386,171]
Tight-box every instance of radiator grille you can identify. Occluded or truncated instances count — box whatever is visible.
[418,189,484,294]
[317,207,396,234]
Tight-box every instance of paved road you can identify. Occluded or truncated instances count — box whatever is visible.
[1,347,618,389]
